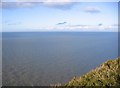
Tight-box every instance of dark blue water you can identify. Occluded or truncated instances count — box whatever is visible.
[2,32,118,86]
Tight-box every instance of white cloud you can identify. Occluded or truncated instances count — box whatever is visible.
[1,0,119,2]
[84,6,101,13]
[42,0,73,7]
[16,2,36,7]
[1,0,76,10]
[2,0,73,2]
[43,0,72,3]
[1,2,41,9]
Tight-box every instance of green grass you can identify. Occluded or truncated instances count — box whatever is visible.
[53,57,120,87]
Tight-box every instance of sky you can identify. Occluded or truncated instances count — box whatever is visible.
[1,0,119,32]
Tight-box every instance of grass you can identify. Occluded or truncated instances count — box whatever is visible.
[52,57,120,87]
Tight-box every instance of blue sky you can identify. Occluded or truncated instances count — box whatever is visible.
[1,0,119,32]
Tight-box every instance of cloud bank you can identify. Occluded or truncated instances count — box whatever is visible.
[1,0,120,2]
[2,2,40,9]
[1,0,77,10]
[40,24,118,32]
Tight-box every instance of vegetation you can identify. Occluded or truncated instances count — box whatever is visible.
[52,57,120,87]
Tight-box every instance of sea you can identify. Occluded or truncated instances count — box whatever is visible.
[2,32,118,86]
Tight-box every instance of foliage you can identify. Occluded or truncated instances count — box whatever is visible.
[53,57,120,87]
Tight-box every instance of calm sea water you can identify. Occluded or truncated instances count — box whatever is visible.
[2,32,118,86]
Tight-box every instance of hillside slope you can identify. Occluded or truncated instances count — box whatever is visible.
[54,57,120,87]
